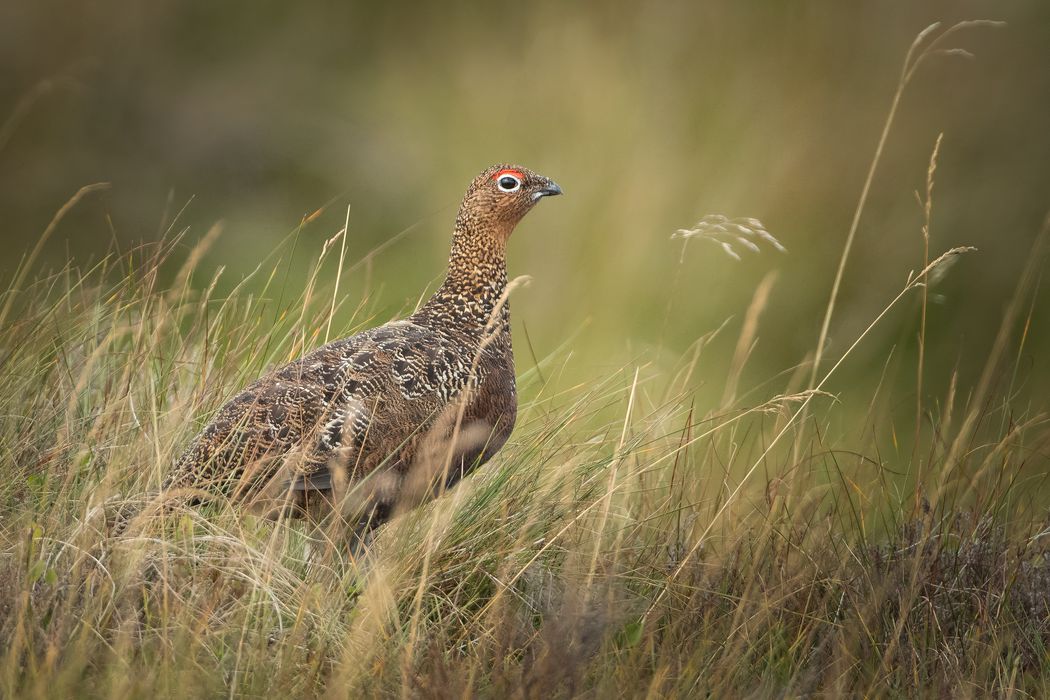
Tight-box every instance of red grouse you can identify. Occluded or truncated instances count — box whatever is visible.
[163,164,561,533]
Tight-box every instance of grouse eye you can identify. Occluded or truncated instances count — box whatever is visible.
[497,175,521,192]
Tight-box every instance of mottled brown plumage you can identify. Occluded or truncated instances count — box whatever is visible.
[164,164,561,531]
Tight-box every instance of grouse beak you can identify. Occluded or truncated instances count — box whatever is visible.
[533,179,563,200]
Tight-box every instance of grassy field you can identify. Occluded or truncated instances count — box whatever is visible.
[2,19,1050,699]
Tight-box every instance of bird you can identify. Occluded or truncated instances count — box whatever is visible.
[161,164,562,536]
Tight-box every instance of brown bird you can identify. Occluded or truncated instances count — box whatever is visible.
[163,164,562,535]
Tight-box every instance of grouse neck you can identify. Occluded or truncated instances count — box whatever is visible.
[423,222,510,331]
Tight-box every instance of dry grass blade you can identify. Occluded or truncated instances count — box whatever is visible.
[0,182,110,330]
[809,19,1005,388]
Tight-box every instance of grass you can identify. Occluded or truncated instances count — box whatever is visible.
[2,20,1050,699]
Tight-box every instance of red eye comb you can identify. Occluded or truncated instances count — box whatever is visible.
[493,169,524,180]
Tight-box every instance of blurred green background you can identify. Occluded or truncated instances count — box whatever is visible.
[2,1,1048,414]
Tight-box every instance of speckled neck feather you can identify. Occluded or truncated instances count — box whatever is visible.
[421,215,510,331]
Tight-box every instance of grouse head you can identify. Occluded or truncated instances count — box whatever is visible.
[456,164,562,242]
